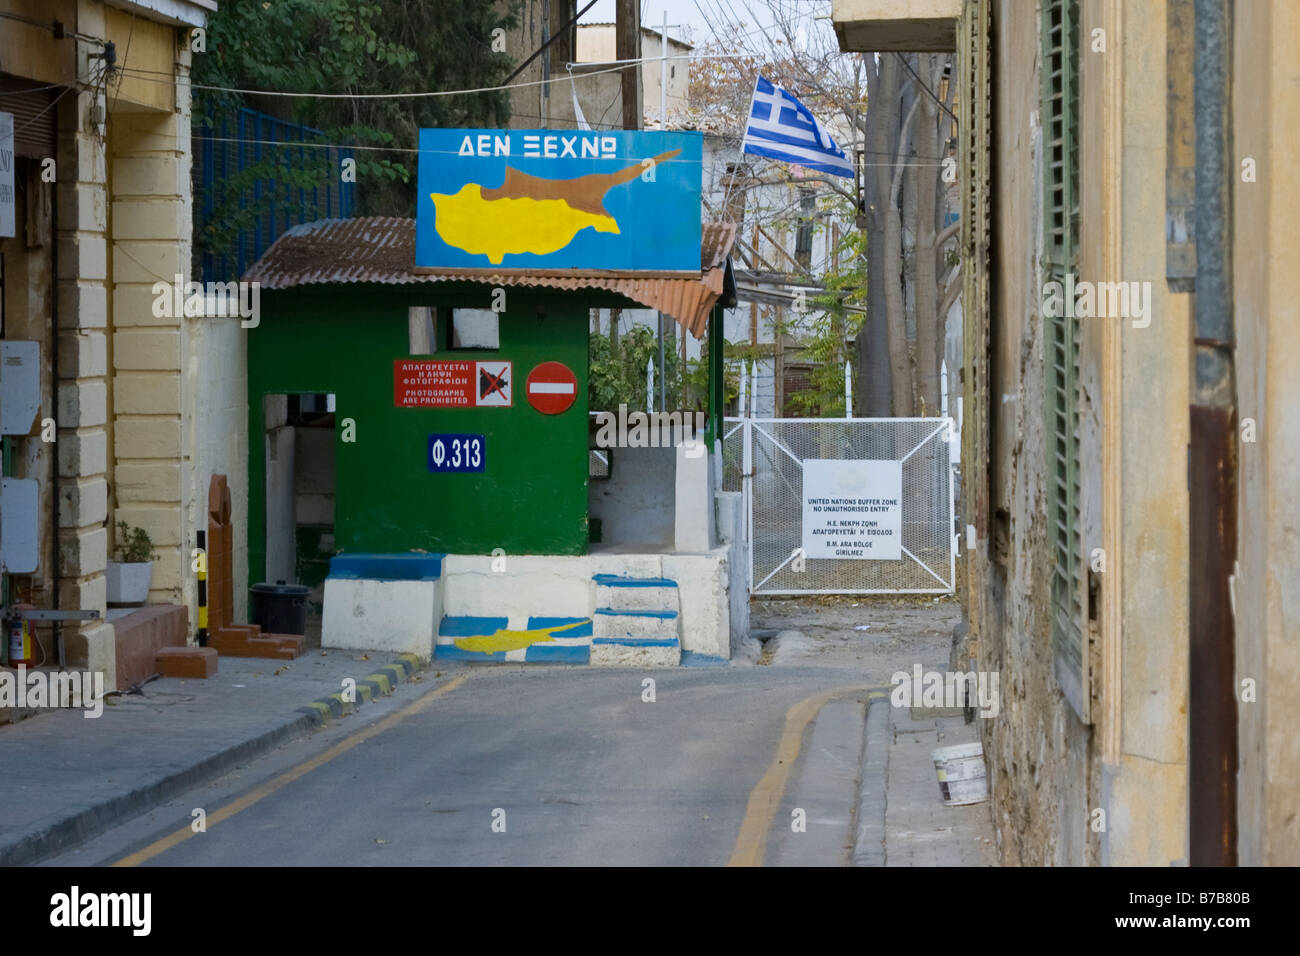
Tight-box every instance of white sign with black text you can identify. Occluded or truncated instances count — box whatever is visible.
[801,459,903,560]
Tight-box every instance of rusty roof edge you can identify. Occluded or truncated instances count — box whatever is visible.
[242,218,736,337]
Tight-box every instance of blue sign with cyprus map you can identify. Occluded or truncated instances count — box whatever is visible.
[416,129,702,272]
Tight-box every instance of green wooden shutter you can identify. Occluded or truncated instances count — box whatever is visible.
[1042,0,1087,718]
[960,0,992,545]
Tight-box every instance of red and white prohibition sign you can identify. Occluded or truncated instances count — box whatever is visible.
[525,361,578,415]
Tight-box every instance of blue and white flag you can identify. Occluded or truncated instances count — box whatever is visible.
[741,75,855,179]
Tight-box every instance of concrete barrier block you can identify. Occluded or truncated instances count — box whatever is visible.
[322,577,441,661]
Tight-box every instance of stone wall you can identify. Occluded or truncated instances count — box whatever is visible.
[972,0,1192,866]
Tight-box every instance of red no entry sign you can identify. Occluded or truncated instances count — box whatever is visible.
[526,361,578,415]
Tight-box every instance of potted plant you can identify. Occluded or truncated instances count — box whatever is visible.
[107,521,155,605]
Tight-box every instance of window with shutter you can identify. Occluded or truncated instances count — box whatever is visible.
[1041,0,1087,718]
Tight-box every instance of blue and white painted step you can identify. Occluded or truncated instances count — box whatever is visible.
[590,574,681,666]
[593,573,679,612]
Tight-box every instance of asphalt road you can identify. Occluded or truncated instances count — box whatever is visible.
[43,598,958,867]
[44,665,861,866]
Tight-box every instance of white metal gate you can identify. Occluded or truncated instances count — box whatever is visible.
[722,417,956,595]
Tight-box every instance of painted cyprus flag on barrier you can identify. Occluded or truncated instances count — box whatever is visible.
[741,75,854,179]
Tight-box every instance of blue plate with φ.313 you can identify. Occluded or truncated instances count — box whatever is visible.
[428,434,485,473]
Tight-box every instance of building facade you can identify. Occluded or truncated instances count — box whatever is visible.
[1,0,245,692]
[834,0,1300,865]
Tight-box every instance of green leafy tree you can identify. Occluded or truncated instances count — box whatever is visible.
[778,228,866,418]
[589,325,681,412]
[681,337,744,412]
[192,0,520,268]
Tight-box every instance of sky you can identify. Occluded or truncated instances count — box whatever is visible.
[577,0,787,50]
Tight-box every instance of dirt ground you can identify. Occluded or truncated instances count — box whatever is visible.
[746,593,964,684]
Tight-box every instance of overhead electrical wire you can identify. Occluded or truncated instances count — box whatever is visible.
[112,48,748,101]
[11,61,109,136]
[893,52,958,125]
[103,13,952,171]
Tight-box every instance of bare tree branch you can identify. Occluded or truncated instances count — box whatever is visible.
[936,218,961,248]
[939,263,963,320]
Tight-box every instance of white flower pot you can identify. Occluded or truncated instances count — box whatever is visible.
[107,561,153,605]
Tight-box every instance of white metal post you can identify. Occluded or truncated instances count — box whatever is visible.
[954,396,963,464]
[655,15,680,413]
[948,413,958,586]
[658,313,666,411]
[659,12,669,128]
[743,358,754,418]
[844,360,853,418]
[646,356,655,413]
[743,407,754,596]
[940,359,949,420]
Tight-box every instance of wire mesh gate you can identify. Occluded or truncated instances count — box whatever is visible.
[722,418,956,594]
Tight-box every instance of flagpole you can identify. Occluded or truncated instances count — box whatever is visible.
[656,13,682,413]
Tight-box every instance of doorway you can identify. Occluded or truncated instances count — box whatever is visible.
[263,393,336,644]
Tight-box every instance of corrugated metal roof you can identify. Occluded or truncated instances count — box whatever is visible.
[243,217,735,338]
[701,221,736,272]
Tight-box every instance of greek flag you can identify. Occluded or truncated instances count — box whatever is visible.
[741,75,854,179]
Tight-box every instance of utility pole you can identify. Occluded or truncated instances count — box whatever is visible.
[615,0,641,131]
[541,1,550,126]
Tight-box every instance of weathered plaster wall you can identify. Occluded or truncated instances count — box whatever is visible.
[184,299,249,618]
[1232,0,1300,866]
[53,1,117,683]
[109,28,246,630]
[109,105,189,607]
[588,445,675,548]
[976,0,1095,867]
[575,26,693,117]
[104,6,175,113]
[976,0,1192,867]
[503,0,582,129]
[1103,0,1190,868]
[0,0,78,87]
[264,425,295,583]
[294,426,336,527]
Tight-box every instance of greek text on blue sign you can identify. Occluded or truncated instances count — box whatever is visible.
[416,129,702,272]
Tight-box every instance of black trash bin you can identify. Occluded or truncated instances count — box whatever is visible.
[250,581,310,636]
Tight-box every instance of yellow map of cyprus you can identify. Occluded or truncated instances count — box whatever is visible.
[430,149,680,265]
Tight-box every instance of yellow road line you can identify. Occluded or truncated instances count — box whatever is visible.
[112,674,470,867]
[728,685,880,868]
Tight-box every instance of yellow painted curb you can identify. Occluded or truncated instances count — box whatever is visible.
[728,685,884,867]
[304,701,332,721]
